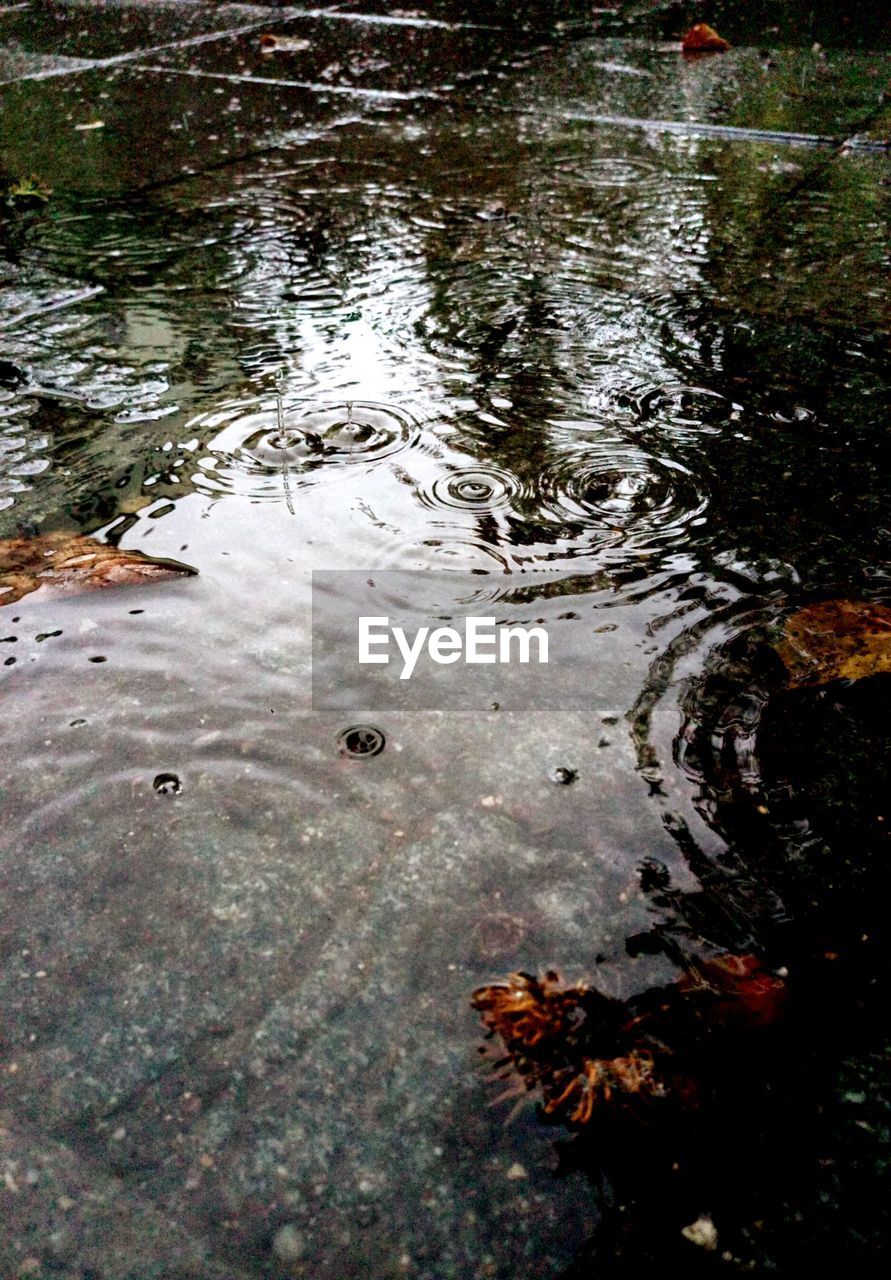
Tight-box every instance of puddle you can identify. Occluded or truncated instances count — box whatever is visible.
[0,4,889,1277]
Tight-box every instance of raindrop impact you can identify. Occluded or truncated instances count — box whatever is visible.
[337,725,386,759]
[153,772,183,796]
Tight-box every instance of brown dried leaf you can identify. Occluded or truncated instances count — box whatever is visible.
[0,533,195,607]
[682,23,731,53]
[773,598,891,688]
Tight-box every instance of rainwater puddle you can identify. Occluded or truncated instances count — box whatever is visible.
[1,6,889,1276]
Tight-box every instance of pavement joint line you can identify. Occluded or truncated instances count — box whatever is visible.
[131,61,443,101]
[279,5,514,32]
[0,17,277,85]
[532,109,840,148]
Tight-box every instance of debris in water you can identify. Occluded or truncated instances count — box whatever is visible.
[677,952,786,1030]
[259,34,311,54]
[4,175,51,207]
[681,1215,718,1250]
[472,952,785,1129]
[472,970,667,1128]
[681,24,730,53]
[0,533,196,607]
[773,598,891,688]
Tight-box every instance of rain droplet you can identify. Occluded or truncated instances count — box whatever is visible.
[426,466,517,512]
[338,726,386,759]
[153,772,182,796]
[550,766,578,785]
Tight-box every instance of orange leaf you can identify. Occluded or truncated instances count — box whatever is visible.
[682,23,731,53]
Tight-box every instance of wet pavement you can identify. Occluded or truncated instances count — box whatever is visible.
[1,3,890,1278]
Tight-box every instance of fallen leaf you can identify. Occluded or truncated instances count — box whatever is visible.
[682,23,730,53]
[0,533,195,607]
[773,598,891,688]
[259,34,311,54]
[678,952,786,1028]
[5,175,52,205]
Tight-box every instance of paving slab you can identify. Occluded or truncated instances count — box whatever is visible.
[0,1,294,86]
[1,4,890,1279]
[0,581,672,1274]
[0,63,380,196]
[334,0,891,50]
[0,1,276,62]
[1,1111,252,1280]
[0,42,91,79]
[511,36,890,142]
[143,11,548,97]
[618,0,891,50]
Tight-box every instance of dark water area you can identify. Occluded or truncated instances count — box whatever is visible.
[1,3,890,1277]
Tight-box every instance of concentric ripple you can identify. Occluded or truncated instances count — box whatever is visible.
[409,436,708,572]
[536,446,707,541]
[560,155,663,191]
[22,205,240,290]
[605,380,740,443]
[192,398,418,501]
[630,588,891,930]
[423,466,518,512]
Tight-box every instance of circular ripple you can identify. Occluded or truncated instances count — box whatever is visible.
[563,156,662,191]
[537,446,707,540]
[300,404,409,462]
[631,592,891,934]
[193,398,418,500]
[24,208,229,285]
[424,466,518,512]
[337,725,386,759]
[767,403,817,428]
[611,382,738,435]
[153,772,183,796]
[409,439,707,574]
